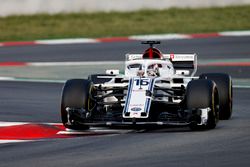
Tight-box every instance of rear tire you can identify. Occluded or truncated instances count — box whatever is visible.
[61,79,92,130]
[200,73,233,120]
[186,79,219,130]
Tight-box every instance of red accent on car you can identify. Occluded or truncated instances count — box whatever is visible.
[170,53,175,60]
[143,48,163,59]
[149,48,153,59]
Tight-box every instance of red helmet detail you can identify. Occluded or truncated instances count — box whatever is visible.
[143,48,163,59]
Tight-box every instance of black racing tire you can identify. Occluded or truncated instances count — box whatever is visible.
[186,79,219,130]
[61,79,92,130]
[200,73,233,120]
[88,74,115,84]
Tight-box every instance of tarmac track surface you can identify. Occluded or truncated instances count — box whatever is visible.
[0,36,250,62]
[0,36,250,167]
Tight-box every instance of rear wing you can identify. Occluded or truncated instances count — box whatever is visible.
[125,53,197,76]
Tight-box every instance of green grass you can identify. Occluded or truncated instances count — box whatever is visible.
[0,5,250,41]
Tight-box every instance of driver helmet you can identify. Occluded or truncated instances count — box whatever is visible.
[142,47,163,59]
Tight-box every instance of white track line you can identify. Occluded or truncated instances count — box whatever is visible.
[0,77,16,81]
[28,61,123,66]
[233,85,250,89]
[0,121,62,127]
[0,121,27,127]
[0,140,32,144]
[35,38,99,45]
[219,30,250,36]
[129,34,190,40]
[0,77,65,83]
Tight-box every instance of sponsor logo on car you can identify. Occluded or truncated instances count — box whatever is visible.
[131,107,142,112]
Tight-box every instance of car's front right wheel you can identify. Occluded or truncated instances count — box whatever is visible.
[61,79,92,130]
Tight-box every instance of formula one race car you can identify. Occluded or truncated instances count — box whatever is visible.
[61,41,233,130]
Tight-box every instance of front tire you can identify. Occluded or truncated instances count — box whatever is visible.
[61,79,92,130]
[186,79,219,130]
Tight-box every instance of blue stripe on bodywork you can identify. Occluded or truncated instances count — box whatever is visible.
[149,78,155,92]
[144,78,155,114]
[144,98,150,114]
[123,78,133,115]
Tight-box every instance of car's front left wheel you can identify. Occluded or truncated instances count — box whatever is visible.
[186,79,219,130]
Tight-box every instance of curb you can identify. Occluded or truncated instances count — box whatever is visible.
[0,30,250,47]
[0,121,132,144]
